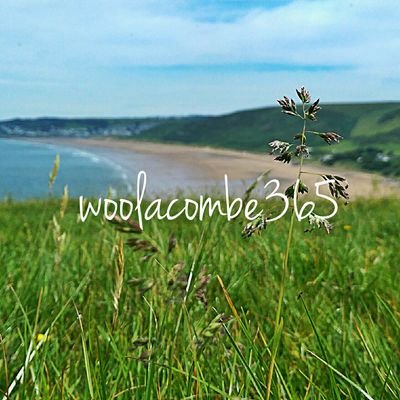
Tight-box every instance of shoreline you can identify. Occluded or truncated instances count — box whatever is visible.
[19,137,400,198]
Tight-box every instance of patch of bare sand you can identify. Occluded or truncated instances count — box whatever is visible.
[29,137,400,198]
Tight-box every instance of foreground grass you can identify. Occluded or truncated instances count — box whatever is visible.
[0,197,399,399]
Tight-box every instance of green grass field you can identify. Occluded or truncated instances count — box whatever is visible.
[0,196,399,399]
[136,102,400,154]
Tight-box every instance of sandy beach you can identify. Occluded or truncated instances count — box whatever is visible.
[29,137,400,198]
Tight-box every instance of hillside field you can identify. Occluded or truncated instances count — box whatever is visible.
[138,102,400,154]
[0,196,399,399]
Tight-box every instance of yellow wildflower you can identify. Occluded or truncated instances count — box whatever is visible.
[36,333,49,343]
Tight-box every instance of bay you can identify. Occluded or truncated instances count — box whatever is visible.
[0,138,131,199]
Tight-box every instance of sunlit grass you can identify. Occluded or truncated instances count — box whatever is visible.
[0,197,399,399]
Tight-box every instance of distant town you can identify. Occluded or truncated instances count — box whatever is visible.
[0,117,191,138]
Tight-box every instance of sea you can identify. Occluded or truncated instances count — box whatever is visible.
[0,138,136,200]
[0,138,240,200]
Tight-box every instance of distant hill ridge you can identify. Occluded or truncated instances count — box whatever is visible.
[1,102,400,156]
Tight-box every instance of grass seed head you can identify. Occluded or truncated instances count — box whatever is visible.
[322,174,350,201]
[268,140,291,154]
[319,131,343,145]
[306,213,334,234]
[277,96,298,116]
[296,86,311,103]
[242,215,268,238]
[305,98,321,120]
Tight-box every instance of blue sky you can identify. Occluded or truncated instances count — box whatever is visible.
[0,0,399,118]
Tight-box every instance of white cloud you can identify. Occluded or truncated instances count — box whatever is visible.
[0,0,399,117]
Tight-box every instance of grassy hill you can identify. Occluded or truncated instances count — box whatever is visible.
[136,102,400,153]
[0,197,399,398]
